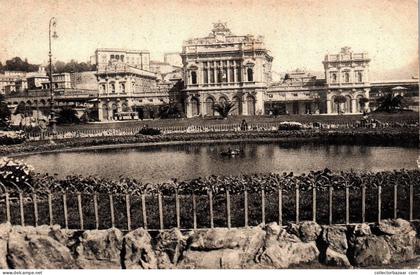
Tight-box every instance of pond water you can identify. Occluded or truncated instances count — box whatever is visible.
[17,142,418,183]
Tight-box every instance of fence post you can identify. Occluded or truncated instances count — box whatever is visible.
[141,194,148,230]
[328,185,333,225]
[109,194,115,228]
[62,193,68,229]
[48,192,53,226]
[244,189,248,227]
[377,185,382,223]
[33,193,38,227]
[226,190,231,229]
[261,189,265,225]
[5,192,10,223]
[345,186,350,225]
[208,190,214,229]
[312,185,316,222]
[77,192,84,230]
[93,193,99,230]
[158,192,164,230]
[278,187,282,226]
[192,193,197,230]
[409,183,413,221]
[393,183,398,219]
[126,194,131,231]
[295,183,300,224]
[361,183,366,223]
[19,192,25,226]
[176,190,181,229]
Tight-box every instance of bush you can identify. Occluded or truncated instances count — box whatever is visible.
[136,127,162,136]
[0,157,33,192]
[0,130,26,145]
[278,121,303,130]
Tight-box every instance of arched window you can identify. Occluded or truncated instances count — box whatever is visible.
[344,72,350,83]
[331,73,337,83]
[357,72,363,82]
[111,83,115,93]
[205,97,215,116]
[191,97,199,116]
[191,71,197,84]
[247,68,253,82]
[120,83,125,93]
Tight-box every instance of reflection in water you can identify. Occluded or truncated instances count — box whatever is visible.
[18,142,418,183]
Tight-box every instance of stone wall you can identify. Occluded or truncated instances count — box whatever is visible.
[0,219,419,269]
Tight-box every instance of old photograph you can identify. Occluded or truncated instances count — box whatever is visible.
[0,0,419,271]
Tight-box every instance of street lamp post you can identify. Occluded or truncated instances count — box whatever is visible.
[48,17,58,134]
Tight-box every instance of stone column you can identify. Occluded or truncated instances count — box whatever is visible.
[233,65,237,83]
[242,94,248,115]
[97,100,103,121]
[186,98,192,118]
[326,98,332,114]
[226,60,230,83]
[108,101,113,120]
[213,61,217,84]
[351,98,357,113]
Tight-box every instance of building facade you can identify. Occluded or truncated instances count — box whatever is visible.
[181,22,273,117]
[323,47,370,114]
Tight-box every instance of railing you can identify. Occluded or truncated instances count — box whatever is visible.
[24,120,419,141]
[0,176,417,230]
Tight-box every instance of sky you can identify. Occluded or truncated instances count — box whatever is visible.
[0,0,418,80]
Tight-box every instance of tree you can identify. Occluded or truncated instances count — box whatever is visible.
[14,102,33,117]
[159,103,181,119]
[212,101,236,118]
[54,60,96,73]
[376,93,410,112]
[56,107,80,124]
[3,57,38,72]
[333,95,347,114]
[0,95,11,128]
[358,97,369,112]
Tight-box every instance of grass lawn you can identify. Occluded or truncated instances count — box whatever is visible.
[56,112,418,131]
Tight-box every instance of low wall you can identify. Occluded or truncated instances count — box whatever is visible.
[0,219,419,269]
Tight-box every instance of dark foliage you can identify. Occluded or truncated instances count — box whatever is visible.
[56,108,80,125]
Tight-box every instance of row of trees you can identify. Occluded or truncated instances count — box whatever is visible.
[0,57,38,72]
[0,57,95,74]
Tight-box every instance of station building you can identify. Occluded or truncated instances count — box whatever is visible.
[181,22,273,117]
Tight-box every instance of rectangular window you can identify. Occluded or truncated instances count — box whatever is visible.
[210,69,215,83]
[229,67,235,82]
[236,67,241,82]
[203,69,208,84]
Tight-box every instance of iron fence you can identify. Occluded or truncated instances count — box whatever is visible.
[0,182,417,230]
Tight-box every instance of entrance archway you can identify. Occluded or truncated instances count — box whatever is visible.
[205,97,215,116]
[246,95,256,115]
[232,96,242,115]
[191,97,200,116]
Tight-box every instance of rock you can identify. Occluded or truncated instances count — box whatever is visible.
[179,226,266,268]
[75,228,123,269]
[287,221,322,242]
[321,225,348,254]
[348,223,371,238]
[348,235,391,267]
[155,228,187,266]
[180,249,242,269]
[123,228,157,269]
[325,248,351,268]
[258,227,319,268]
[0,223,12,269]
[373,219,414,235]
[384,230,417,263]
[319,225,350,267]
[7,230,77,269]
